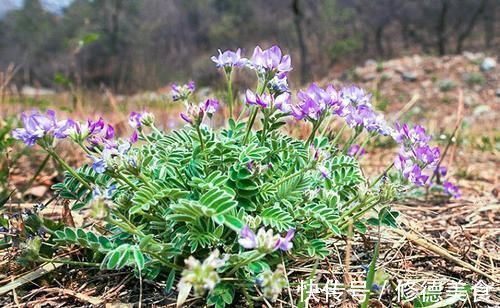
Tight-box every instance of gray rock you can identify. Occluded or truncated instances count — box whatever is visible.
[480,57,497,71]
[402,71,417,82]
[496,89,500,97]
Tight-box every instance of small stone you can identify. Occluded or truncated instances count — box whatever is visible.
[495,89,500,97]
[25,185,48,198]
[480,57,496,71]
[402,71,417,82]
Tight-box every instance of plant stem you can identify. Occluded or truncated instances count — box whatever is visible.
[243,107,258,144]
[39,257,100,267]
[22,154,49,193]
[266,168,310,192]
[46,149,92,190]
[227,251,265,276]
[115,172,139,190]
[196,125,205,151]
[306,120,321,146]
[225,71,234,119]
[339,198,381,230]
[369,162,394,188]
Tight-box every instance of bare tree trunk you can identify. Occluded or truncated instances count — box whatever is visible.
[436,0,449,55]
[375,24,385,57]
[292,0,309,84]
[456,0,486,53]
[483,0,495,49]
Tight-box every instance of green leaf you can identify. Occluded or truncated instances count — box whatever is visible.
[222,214,244,231]
[261,206,294,231]
[64,228,76,241]
[165,269,176,293]
[133,247,145,270]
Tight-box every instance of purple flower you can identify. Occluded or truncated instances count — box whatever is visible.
[172,81,195,101]
[407,164,429,186]
[246,89,272,108]
[348,144,366,157]
[249,45,292,76]
[436,166,447,177]
[129,130,138,143]
[128,112,142,129]
[443,181,461,198]
[88,117,104,135]
[341,86,371,107]
[91,156,106,174]
[238,226,257,249]
[211,48,246,68]
[274,92,292,113]
[104,124,115,140]
[415,146,440,167]
[202,98,219,115]
[12,109,71,146]
[319,166,330,179]
[268,75,289,95]
[393,122,431,147]
[276,229,295,251]
[180,112,193,124]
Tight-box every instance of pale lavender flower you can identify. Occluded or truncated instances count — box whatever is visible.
[211,48,246,68]
[274,92,292,113]
[268,75,289,95]
[172,81,195,101]
[128,112,142,129]
[245,89,272,108]
[341,86,372,107]
[443,181,461,198]
[202,98,219,115]
[180,112,193,124]
[238,225,257,249]
[277,229,295,251]
[91,156,106,174]
[318,165,330,179]
[415,145,440,167]
[348,144,366,157]
[250,45,292,76]
[293,83,332,121]
[407,164,429,186]
[12,110,58,146]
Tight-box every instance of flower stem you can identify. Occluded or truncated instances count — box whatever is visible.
[306,120,321,146]
[227,251,265,276]
[46,148,92,190]
[39,257,100,267]
[243,107,258,145]
[225,71,234,119]
[196,125,205,151]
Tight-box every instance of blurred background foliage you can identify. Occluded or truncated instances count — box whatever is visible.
[0,0,498,92]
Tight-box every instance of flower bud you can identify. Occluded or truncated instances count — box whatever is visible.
[258,265,287,302]
[140,112,155,127]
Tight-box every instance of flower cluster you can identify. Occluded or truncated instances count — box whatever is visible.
[392,123,439,186]
[245,89,291,112]
[292,83,338,121]
[239,226,295,253]
[340,86,391,135]
[180,98,220,125]
[256,265,287,302]
[211,48,246,69]
[178,250,226,296]
[171,81,195,101]
[12,110,72,146]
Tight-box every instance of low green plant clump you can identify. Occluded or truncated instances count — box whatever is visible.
[7,45,460,306]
